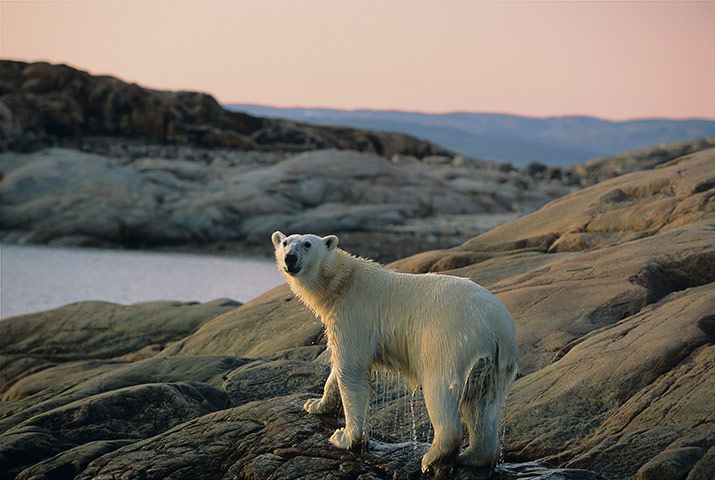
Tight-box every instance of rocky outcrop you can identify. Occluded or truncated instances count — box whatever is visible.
[1,148,712,479]
[0,147,571,262]
[566,137,715,185]
[0,60,448,158]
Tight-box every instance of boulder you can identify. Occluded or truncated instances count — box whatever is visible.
[456,148,714,256]
[0,298,239,362]
[14,440,133,480]
[1,356,247,433]
[0,148,188,245]
[568,138,715,185]
[223,359,330,407]
[506,285,713,462]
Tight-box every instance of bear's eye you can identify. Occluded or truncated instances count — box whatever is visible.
[304,241,312,248]
[282,240,287,247]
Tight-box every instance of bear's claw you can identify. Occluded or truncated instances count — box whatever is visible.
[421,447,458,476]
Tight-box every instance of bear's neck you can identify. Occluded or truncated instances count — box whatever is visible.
[287,248,368,320]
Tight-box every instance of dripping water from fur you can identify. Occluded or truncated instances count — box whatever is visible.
[410,389,418,449]
[498,397,510,466]
[346,370,567,478]
[367,369,432,448]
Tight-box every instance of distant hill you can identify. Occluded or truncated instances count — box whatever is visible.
[228,105,715,167]
[0,61,448,159]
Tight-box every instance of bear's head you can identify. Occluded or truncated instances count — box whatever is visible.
[271,231,339,277]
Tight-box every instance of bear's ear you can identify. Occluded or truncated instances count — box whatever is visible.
[322,235,338,251]
[271,231,286,248]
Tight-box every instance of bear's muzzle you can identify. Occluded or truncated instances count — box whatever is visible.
[284,253,301,275]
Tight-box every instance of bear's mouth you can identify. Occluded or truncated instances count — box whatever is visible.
[284,265,302,275]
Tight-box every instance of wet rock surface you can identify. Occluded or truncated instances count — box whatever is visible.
[1,149,712,479]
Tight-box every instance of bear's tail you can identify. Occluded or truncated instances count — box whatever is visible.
[460,344,517,408]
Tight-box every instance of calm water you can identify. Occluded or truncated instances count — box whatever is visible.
[0,244,284,319]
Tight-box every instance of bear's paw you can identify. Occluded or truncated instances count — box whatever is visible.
[304,398,327,415]
[329,427,359,450]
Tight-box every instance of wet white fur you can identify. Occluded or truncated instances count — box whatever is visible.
[272,231,518,472]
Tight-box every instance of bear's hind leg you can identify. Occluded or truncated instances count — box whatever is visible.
[420,380,462,474]
[457,358,502,467]
[457,395,500,467]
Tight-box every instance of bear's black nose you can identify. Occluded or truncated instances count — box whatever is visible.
[285,253,298,266]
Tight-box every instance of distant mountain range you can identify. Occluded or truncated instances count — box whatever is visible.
[227,105,715,167]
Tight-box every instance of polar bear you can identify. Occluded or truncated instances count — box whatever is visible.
[272,231,518,473]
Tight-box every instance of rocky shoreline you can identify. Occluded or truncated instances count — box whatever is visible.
[2,146,713,479]
[3,138,711,263]
[0,144,572,263]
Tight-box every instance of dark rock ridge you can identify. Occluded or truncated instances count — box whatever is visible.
[0,60,448,159]
[2,148,713,479]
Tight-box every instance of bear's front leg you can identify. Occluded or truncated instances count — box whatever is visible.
[304,366,340,415]
[330,361,370,450]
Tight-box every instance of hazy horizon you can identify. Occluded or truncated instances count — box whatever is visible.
[2,1,714,121]
[228,101,715,122]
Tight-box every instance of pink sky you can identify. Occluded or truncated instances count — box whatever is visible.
[1,1,714,120]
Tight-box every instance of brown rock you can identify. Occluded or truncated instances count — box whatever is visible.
[162,284,322,358]
[223,359,330,406]
[506,285,712,462]
[568,138,715,185]
[461,148,713,256]
[384,149,715,479]
[15,439,134,480]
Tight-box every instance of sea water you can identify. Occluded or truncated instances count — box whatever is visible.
[0,243,284,319]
